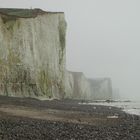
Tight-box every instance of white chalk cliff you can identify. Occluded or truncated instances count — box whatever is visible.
[0,8,113,100]
[65,71,90,99]
[65,71,112,100]
[0,9,66,98]
[88,78,112,100]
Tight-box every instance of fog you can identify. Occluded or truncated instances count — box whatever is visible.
[1,0,140,100]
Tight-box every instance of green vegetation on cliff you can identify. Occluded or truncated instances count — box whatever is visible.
[0,8,45,18]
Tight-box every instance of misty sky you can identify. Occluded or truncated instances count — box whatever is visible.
[0,0,140,100]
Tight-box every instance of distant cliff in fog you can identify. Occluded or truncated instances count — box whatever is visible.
[88,78,112,100]
[65,71,113,100]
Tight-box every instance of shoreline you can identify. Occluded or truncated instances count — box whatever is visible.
[0,96,140,139]
[80,100,140,116]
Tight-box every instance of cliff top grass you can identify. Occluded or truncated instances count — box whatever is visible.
[0,8,64,18]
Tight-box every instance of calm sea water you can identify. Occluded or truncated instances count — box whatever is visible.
[80,101,140,116]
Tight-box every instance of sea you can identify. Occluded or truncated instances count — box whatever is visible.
[80,101,140,116]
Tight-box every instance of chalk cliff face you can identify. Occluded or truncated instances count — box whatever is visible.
[0,8,113,100]
[65,72,112,100]
[0,9,67,98]
[65,71,74,98]
[65,71,91,99]
[88,78,112,100]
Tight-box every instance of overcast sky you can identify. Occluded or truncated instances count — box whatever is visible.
[0,0,140,100]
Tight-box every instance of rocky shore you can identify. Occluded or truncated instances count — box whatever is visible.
[0,96,139,140]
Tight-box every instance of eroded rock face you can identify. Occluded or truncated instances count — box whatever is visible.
[88,78,113,100]
[65,71,91,100]
[0,8,113,100]
[65,71,112,100]
[65,71,74,98]
[0,9,67,98]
